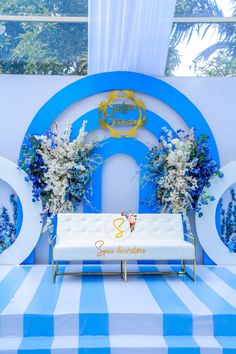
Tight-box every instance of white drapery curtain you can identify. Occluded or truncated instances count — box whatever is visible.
[88,0,176,75]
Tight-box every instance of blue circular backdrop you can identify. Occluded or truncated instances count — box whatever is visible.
[18,71,220,264]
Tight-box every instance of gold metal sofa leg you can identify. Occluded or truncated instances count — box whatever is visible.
[181,259,186,273]
[193,259,197,282]
[185,259,197,282]
[51,237,56,284]
[52,261,55,284]
[55,261,59,282]
[122,260,127,282]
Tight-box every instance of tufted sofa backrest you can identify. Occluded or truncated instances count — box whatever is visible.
[57,213,184,241]
[134,213,184,240]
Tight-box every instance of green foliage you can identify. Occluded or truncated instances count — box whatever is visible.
[174,0,223,17]
[166,0,236,77]
[165,40,181,76]
[0,0,88,75]
[197,52,236,77]
[172,0,222,47]
[0,0,88,17]
[0,0,49,16]
[194,21,236,76]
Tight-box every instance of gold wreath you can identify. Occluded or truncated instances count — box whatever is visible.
[98,90,146,138]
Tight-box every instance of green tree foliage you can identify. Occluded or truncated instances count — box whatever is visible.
[173,0,223,45]
[166,0,236,77]
[165,41,181,76]
[0,0,88,75]
[194,21,236,77]
[197,53,236,77]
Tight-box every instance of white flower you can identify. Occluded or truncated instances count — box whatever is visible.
[176,150,184,157]
[150,127,201,232]
[35,119,95,233]
[167,151,177,165]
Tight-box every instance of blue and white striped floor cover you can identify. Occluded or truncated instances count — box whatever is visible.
[0,264,236,354]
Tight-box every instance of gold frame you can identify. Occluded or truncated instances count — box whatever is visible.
[98,90,146,138]
[51,232,197,283]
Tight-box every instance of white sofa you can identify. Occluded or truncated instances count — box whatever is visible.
[52,213,196,282]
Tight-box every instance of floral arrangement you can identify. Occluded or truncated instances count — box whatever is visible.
[221,189,236,253]
[0,194,17,254]
[121,210,137,232]
[144,127,223,231]
[19,120,102,235]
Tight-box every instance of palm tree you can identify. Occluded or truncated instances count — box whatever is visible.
[166,0,236,76]
[194,1,236,76]
[172,0,223,46]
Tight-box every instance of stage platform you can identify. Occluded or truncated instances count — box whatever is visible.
[0,264,236,353]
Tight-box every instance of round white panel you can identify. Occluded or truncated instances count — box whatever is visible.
[196,160,236,265]
[0,156,42,265]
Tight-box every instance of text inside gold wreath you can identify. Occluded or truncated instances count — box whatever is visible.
[95,240,145,257]
[111,104,136,115]
[111,119,138,126]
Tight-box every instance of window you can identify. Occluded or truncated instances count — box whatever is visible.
[165,0,236,76]
[0,0,88,17]
[174,0,234,17]
[1,0,235,77]
[0,0,88,75]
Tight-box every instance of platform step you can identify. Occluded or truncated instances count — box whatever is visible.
[2,311,235,338]
[1,265,236,339]
[0,265,236,344]
[0,335,235,353]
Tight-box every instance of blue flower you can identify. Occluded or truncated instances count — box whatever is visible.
[221,190,236,253]
[0,195,17,254]
[18,127,102,237]
[144,127,221,217]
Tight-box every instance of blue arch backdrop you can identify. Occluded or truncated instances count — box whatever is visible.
[71,109,175,213]
[18,71,220,265]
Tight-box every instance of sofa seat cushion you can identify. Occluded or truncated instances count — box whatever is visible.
[53,239,194,261]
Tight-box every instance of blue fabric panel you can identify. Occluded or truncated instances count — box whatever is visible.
[139,266,192,335]
[165,336,199,354]
[83,260,101,264]
[175,266,236,336]
[79,266,109,337]
[18,336,52,354]
[208,267,236,291]
[0,266,31,312]
[23,266,64,337]
[79,335,110,354]
[216,336,236,353]
[79,349,110,354]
